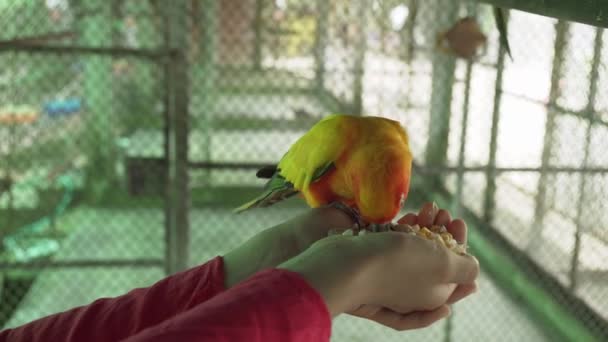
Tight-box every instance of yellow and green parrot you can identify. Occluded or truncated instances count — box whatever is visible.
[234,114,413,227]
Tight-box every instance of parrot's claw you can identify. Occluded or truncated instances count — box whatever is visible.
[367,223,395,233]
[327,202,365,229]
[325,202,398,235]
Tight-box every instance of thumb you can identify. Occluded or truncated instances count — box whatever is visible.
[445,253,480,284]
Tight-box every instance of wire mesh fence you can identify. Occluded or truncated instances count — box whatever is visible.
[1,0,607,341]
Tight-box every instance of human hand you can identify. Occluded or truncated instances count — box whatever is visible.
[278,228,479,329]
[396,202,468,248]
[349,202,477,329]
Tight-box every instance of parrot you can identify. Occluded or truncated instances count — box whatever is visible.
[234,114,413,230]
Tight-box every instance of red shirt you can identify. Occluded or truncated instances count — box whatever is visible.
[0,257,331,341]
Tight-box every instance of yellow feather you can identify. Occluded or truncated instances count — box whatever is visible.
[278,114,353,192]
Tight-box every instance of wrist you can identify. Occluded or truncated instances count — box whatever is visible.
[278,237,370,317]
[283,207,356,244]
[223,228,279,288]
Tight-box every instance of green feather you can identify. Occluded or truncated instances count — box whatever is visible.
[234,162,336,213]
[311,162,336,183]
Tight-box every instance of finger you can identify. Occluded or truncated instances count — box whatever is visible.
[397,213,418,225]
[418,202,439,228]
[447,282,478,304]
[434,209,452,227]
[363,305,451,331]
[349,304,383,318]
[447,219,467,244]
[445,254,480,284]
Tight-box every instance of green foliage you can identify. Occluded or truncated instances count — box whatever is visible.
[113,67,162,135]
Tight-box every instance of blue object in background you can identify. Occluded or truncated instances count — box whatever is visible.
[43,98,82,118]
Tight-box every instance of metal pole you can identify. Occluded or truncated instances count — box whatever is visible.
[351,0,368,115]
[455,2,478,217]
[0,259,164,269]
[252,0,264,70]
[529,20,568,251]
[187,161,608,174]
[0,31,75,45]
[474,0,608,28]
[163,1,191,275]
[570,27,604,291]
[447,5,478,340]
[198,0,219,191]
[400,0,418,114]
[455,59,474,216]
[424,0,459,184]
[313,0,330,95]
[75,0,114,201]
[162,0,172,275]
[482,12,509,223]
[0,43,174,59]
[403,0,418,64]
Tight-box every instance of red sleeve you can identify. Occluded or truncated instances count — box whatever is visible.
[0,256,227,342]
[124,268,332,342]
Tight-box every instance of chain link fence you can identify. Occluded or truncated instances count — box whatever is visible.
[1,0,607,341]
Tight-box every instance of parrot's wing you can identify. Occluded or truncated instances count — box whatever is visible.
[235,114,349,213]
[279,114,351,190]
[310,161,336,183]
[233,161,335,213]
[233,172,299,213]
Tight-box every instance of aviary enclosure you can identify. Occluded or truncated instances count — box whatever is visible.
[0,0,607,341]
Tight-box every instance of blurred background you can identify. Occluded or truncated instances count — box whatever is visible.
[0,0,607,341]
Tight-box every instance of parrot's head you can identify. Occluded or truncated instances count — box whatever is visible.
[356,145,412,224]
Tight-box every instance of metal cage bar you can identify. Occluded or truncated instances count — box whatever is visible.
[570,27,605,291]
[482,12,509,224]
[163,1,191,275]
[475,0,608,28]
[529,20,569,252]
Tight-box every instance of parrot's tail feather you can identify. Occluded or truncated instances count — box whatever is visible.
[256,165,278,179]
[233,187,299,213]
[233,197,264,214]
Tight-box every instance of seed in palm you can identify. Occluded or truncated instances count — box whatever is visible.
[330,223,467,255]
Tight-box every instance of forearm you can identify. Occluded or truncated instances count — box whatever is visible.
[0,257,226,342]
[124,269,332,342]
[222,228,285,289]
[223,207,355,288]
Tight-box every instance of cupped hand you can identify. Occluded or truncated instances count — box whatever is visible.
[348,202,478,330]
[278,223,480,329]
[225,202,479,331]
